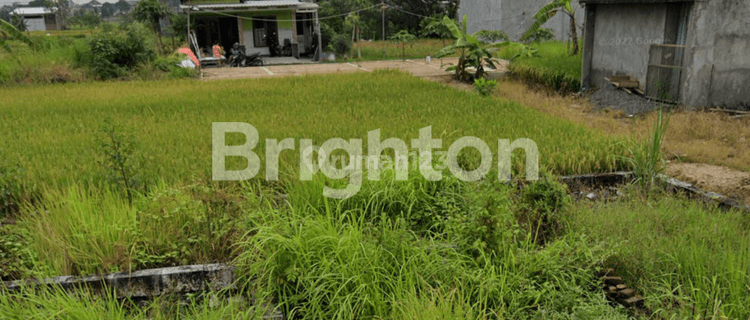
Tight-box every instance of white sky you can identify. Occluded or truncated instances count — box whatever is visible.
[1,0,126,6]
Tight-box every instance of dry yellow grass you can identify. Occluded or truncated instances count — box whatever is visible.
[492,79,750,173]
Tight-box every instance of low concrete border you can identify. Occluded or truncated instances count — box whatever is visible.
[2,263,235,298]
[559,171,750,212]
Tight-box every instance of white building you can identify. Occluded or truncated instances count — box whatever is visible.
[11,7,60,31]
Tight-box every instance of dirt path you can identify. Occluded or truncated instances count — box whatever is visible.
[201,58,509,82]
[667,163,750,205]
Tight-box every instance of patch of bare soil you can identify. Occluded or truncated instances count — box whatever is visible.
[667,162,750,206]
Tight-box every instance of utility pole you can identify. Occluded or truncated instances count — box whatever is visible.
[381,2,386,59]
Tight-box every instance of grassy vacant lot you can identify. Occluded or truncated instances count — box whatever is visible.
[0,70,626,188]
[346,39,449,61]
[497,41,582,93]
[2,70,749,319]
[0,26,192,86]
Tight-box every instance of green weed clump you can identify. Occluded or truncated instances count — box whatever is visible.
[498,41,582,93]
[624,105,671,192]
[16,180,264,277]
[473,77,497,96]
[285,169,466,233]
[236,174,624,320]
[0,226,37,281]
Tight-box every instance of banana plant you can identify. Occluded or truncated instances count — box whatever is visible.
[389,29,416,61]
[0,18,37,53]
[520,0,579,54]
[434,15,498,82]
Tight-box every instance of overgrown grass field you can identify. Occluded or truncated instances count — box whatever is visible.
[0,70,626,188]
[2,69,749,319]
[349,38,449,61]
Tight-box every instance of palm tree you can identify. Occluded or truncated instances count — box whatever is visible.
[0,18,36,53]
[521,0,579,55]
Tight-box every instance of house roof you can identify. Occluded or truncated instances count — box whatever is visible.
[11,7,57,15]
[180,0,317,11]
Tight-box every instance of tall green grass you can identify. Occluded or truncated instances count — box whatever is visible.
[625,105,671,192]
[236,176,627,320]
[0,35,91,85]
[0,285,272,319]
[0,70,627,192]
[570,196,750,319]
[17,180,268,277]
[497,41,582,93]
[347,39,448,61]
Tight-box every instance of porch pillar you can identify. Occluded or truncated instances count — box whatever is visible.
[314,10,322,61]
[581,4,596,90]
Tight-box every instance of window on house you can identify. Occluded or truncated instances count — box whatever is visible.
[253,16,276,47]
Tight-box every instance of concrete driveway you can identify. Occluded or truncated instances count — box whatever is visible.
[200,57,507,82]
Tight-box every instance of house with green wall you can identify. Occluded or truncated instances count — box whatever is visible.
[180,0,321,59]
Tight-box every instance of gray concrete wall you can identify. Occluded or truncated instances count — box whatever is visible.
[459,0,583,42]
[588,3,667,91]
[458,0,504,35]
[681,0,750,109]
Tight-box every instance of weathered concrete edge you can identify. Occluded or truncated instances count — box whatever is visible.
[2,263,235,298]
[559,171,750,212]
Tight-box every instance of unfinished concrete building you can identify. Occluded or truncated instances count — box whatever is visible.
[458,0,584,41]
[580,0,750,109]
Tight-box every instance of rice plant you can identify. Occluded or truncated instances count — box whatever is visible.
[623,105,671,193]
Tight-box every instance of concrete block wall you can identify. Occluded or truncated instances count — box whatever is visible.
[587,3,668,91]
[582,0,750,109]
[458,0,584,42]
[681,0,750,109]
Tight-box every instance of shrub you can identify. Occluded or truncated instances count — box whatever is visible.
[131,181,251,269]
[444,180,522,259]
[87,22,155,79]
[474,29,509,43]
[473,77,497,96]
[514,173,571,244]
[0,225,36,281]
[330,32,351,55]
[526,28,555,43]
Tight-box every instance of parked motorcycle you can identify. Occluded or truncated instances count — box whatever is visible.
[228,43,264,67]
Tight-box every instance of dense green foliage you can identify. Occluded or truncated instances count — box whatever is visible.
[86,23,155,79]
[0,22,194,84]
[473,77,497,96]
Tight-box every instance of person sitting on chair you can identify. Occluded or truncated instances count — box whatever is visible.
[212,42,226,66]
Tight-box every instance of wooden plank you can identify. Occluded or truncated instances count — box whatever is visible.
[648,63,684,69]
[618,80,639,88]
[607,75,631,82]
